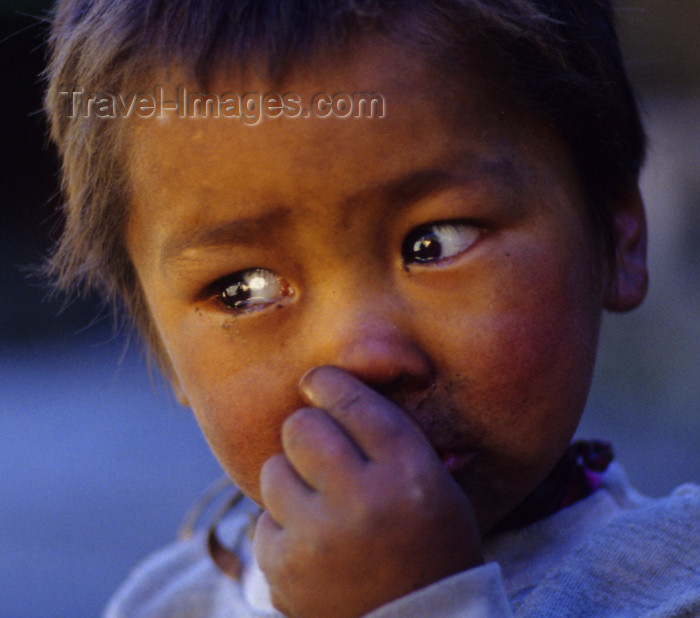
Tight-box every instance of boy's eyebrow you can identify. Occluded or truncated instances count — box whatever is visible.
[159,156,522,268]
[160,206,291,267]
[382,168,455,205]
[382,157,520,205]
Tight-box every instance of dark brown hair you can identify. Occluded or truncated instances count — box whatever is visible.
[44,0,645,363]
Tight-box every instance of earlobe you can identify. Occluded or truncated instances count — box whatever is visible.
[173,380,191,408]
[161,357,191,407]
[603,185,648,312]
[152,342,192,407]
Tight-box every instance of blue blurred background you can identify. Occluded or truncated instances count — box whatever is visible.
[1,1,698,616]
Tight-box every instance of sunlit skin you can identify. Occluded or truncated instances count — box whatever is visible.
[125,38,647,618]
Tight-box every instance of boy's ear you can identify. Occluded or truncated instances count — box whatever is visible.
[603,185,648,312]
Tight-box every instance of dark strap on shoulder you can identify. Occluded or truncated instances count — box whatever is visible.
[489,440,614,535]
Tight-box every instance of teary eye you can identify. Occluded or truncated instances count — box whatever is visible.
[212,268,291,311]
[402,222,480,265]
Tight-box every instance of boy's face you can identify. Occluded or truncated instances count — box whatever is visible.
[126,40,606,531]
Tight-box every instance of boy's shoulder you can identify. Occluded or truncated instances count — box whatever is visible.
[103,527,221,618]
[103,496,277,618]
[506,472,700,617]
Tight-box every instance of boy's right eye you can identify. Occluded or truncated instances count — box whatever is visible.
[209,268,293,312]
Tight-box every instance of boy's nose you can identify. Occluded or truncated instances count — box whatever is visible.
[333,332,434,390]
[318,303,435,394]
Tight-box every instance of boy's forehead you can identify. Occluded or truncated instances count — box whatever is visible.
[127,41,531,199]
[124,35,579,265]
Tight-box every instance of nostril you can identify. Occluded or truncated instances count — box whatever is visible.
[369,371,434,400]
[333,334,435,394]
[352,360,437,418]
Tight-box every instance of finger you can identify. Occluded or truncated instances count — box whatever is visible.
[298,366,430,463]
[252,513,297,618]
[252,509,283,577]
[259,453,314,525]
[282,406,367,492]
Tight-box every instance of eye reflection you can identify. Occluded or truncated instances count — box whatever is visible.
[215,268,289,311]
[402,222,479,265]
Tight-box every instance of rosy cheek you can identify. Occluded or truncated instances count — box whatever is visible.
[477,298,595,444]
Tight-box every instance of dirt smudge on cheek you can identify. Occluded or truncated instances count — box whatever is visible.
[398,373,488,453]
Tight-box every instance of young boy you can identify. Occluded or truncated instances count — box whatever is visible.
[44,0,699,616]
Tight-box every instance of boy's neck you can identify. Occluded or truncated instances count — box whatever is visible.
[488,440,614,536]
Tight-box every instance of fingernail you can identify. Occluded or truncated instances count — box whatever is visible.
[298,365,333,403]
[298,366,320,400]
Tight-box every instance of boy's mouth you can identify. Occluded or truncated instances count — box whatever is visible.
[438,450,476,475]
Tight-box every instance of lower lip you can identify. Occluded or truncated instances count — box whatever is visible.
[440,452,476,474]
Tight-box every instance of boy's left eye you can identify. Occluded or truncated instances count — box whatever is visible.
[402,221,480,265]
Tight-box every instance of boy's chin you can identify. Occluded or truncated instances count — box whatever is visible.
[450,462,536,535]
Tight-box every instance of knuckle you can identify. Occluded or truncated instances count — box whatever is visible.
[259,454,286,490]
[283,406,319,435]
[331,388,366,416]
[344,485,390,531]
[373,419,408,449]
[300,526,334,560]
[282,407,325,452]
[252,513,276,569]
[394,460,439,509]
[403,482,430,512]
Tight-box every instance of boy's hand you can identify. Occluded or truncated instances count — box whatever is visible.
[253,366,484,618]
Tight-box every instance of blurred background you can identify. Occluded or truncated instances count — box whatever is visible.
[1,1,698,616]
